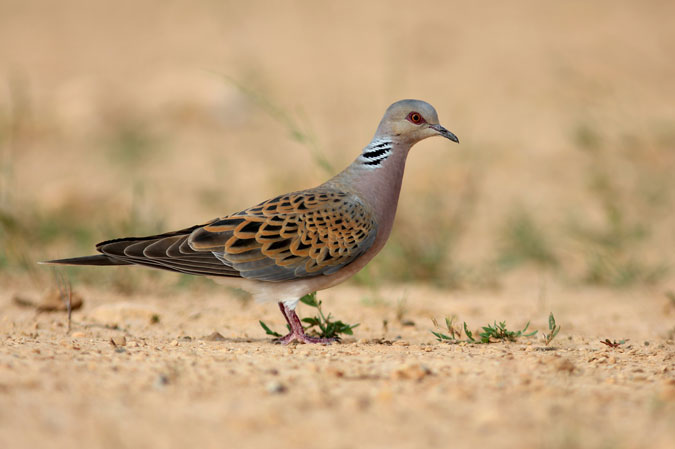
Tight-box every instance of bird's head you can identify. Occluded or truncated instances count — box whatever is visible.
[375,99,459,145]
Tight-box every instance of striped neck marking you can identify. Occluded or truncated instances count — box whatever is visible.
[359,139,393,169]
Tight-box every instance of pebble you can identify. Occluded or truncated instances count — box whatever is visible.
[392,363,431,380]
[265,380,287,394]
[325,366,344,378]
[170,340,179,346]
[71,332,86,338]
[155,374,170,389]
[557,358,576,373]
[111,336,127,347]
[202,331,226,342]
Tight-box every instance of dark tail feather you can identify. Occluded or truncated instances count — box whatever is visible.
[39,255,132,266]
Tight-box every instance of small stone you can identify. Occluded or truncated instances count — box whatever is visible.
[325,366,344,378]
[170,340,179,346]
[202,331,226,342]
[110,336,127,347]
[155,374,170,388]
[127,341,139,348]
[71,332,86,338]
[392,363,432,380]
[393,340,409,347]
[557,358,576,373]
[265,380,287,394]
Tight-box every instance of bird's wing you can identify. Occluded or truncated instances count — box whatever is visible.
[95,224,243,277]
[188,188,378,282]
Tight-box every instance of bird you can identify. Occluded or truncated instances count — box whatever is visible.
[42,99,459,344]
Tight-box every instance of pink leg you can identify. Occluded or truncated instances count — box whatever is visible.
[276,302,337,345]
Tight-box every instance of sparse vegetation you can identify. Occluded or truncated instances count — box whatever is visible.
[478,320,537,343]
[542,313,561,346]
[569,122,669,287]
[600,338,626,348]
[260,292,359,340]
[432,316,538,344]
[431,316,462,341]
[259,320,281,338]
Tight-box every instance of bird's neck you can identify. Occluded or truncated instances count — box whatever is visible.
[326,138,412,246]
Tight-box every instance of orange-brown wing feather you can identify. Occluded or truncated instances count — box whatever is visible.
[188,189,378,282]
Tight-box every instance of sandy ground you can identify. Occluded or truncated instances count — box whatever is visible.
[1,279,673,449]
[1,1,675,448]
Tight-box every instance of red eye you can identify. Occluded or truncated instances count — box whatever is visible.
[407,112,425,124]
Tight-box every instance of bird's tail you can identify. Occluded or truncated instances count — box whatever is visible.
[39,255,131,266]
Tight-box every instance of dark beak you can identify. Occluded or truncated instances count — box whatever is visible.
[429,124,459,143]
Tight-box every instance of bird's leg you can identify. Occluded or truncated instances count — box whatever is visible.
[276,302,337,345]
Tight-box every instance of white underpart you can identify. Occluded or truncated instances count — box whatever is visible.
[209,275,305,309]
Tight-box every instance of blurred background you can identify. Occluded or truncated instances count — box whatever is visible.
[1,0,674,295]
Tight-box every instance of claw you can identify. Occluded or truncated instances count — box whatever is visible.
[275,302,337,345]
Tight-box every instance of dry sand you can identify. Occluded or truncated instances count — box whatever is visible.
[1,1,675,448]
[1,279,673,449]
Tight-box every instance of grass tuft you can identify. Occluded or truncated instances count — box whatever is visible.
[542,312,561,346]
[432,316,539,344]
[259,292,359,341]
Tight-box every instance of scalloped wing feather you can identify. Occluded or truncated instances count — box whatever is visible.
[94,223,243,277]
[188,189,378,282]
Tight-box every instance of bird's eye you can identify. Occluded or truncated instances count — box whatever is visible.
[407,112,425,125]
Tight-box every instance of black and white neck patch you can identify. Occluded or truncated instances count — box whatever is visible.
[358,139,393,169]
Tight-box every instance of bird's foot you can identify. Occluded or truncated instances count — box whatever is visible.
[276,331,337,345]
[275,301,337,345]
